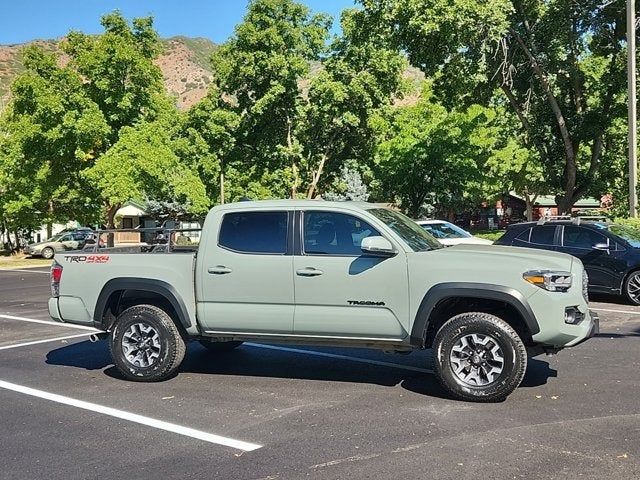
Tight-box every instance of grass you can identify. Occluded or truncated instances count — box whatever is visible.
[0,253,52,269]
[472,230,506,242]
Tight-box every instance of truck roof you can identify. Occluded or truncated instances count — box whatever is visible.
[211,199,387,212]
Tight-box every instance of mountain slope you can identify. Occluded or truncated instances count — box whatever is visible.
[0,36,217,111]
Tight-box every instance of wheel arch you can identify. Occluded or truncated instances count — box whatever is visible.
[410,283,540,348]
[93,278,192,332]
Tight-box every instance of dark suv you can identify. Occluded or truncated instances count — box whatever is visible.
[495,219,640,304]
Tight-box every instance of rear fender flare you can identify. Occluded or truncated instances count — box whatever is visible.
[93,278,191,331]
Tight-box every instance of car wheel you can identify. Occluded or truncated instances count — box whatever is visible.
[199,339,243,352]
[623,271,640,305]
[109,304,186,382]
[41,247,55,260]
[432,312,527,402]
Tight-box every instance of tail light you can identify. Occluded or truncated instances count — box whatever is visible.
[51,261,63,297]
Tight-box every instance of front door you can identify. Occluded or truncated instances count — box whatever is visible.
[197,209,295,334]
[293,210,409,339]
[558,225,620,289]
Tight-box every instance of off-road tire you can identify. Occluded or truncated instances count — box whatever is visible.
[109,304,186,382]
[198,339,244,352]
[432,312,527,403]
[623,270,640,306]
[41,247,54,260]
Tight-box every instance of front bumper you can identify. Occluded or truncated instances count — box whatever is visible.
[571,310,599,347]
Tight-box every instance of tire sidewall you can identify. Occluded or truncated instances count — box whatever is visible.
[434,314,525,402]
[110,307,177,381]
[625,272,640,305]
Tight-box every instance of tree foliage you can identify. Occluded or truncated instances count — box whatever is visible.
[360,0,632,213]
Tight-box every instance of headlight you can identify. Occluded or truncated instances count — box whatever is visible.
[582,269,589,302]
[523,270,572,292]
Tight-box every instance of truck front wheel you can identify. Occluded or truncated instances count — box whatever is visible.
[432,312,527,402]
[109,304,186,382]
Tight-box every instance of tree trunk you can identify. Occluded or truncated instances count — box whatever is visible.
[220,162,225,205]
[47,199,54,239]
[556,195,573,216]
[522,190,539,221]
[307,154,328,199]
[105,204,119,248]
[13,229,20,253]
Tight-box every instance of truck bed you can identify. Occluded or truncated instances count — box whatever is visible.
[49,251,198,332]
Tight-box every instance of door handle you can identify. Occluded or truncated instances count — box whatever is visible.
[296,267,324,277]
[208,265,232,275]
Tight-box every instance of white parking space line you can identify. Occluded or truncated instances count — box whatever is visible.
[0,268,50,274]
[0,314,100,332]
[593,308,640,316]
[0,333,92,351]
[0,380,263,452]
[246,343,433,374]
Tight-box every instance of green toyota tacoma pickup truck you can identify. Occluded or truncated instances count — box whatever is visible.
[48,200,598,402]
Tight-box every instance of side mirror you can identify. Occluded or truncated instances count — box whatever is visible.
[361,236,396,257]
[593,242,610,252]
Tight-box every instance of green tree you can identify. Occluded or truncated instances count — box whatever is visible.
[182,85,239,203]
[63,11,166,141]
[375,87,506,218]
[0,46,109,238]
[84,115,209,232]
[301,8,406,198]
[212,0,331,198]
[360,0,631,213]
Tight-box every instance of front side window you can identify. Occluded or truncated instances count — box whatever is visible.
[218,211,288,254]
[303,211,378,255]
[563,226,607,249]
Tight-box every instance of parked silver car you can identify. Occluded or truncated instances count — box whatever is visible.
[25,232,88,259]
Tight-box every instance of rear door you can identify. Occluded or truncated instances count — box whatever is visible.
[513,225,559,251]
[197,209,295,334]
[292,210,409,339]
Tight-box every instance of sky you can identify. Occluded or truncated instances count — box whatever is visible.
[0,0,356,45]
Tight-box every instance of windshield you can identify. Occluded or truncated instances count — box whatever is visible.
[607,224,640,248]
[368,208,443,252]
[420,221,471,239]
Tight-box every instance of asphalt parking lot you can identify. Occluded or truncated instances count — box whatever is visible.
[0,267,638,479]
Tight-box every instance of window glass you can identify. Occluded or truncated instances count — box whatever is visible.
[563,226,607,249]
[219,211,288,254]
[367,208,442,251]
[514,228,531,242]
[529,226,556,245]
[421,222,471,239]
[59,234,73,242]
[304,211,379,255]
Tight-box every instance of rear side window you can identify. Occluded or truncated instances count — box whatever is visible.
[529,226,557,245]
[514,228,532,243]
[219,211,288,254]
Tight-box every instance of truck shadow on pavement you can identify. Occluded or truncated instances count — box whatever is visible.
[45,340,557,400]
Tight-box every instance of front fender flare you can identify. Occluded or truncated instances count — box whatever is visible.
[409,282,540,347]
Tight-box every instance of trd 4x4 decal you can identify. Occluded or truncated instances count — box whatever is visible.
[63,255,110,264]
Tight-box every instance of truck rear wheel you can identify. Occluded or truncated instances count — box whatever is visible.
[109,304,186,382]
[432,312,527,402]
[199,339,244,352]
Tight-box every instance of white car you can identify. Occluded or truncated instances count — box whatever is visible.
[416,220,493,246]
